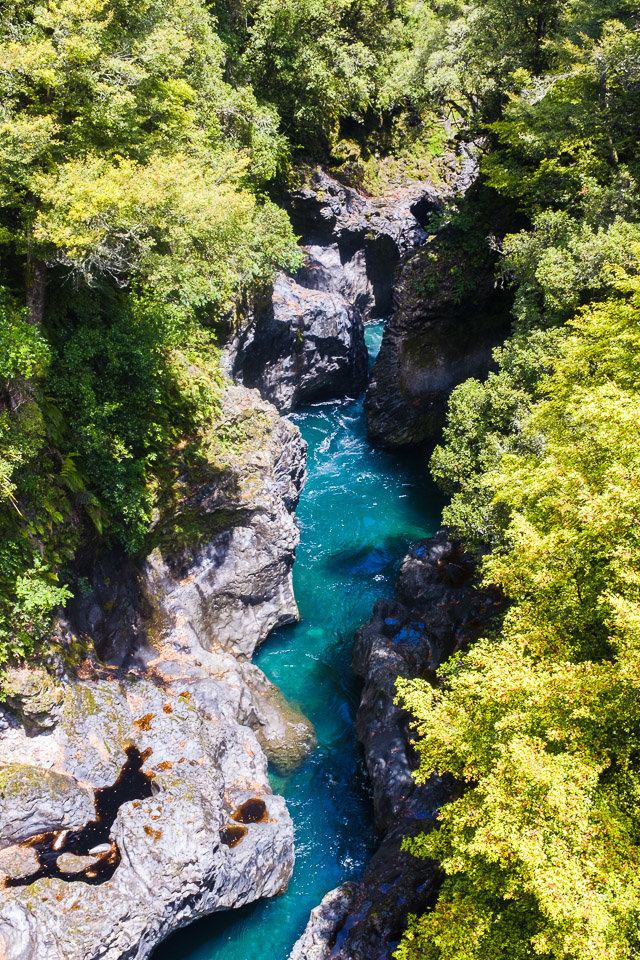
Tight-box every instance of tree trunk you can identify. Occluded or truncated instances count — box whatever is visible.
[26,258,47,328]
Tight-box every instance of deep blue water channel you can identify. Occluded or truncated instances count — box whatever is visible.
[153,322,444,960]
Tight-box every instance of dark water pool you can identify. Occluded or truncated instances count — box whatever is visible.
[153,322,443,960]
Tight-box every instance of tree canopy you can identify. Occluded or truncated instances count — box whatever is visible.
[398,1,640,958]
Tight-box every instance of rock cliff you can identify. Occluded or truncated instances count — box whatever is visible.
[229,167,447,413]
[365,214,512,449]
[0,383,314,960]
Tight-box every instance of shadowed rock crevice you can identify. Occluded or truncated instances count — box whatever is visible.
[5,746,153,888]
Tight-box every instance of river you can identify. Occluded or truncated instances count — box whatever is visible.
[152,321,444,960]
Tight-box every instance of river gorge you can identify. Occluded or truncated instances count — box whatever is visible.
[153,323,444,960]
[0,165,494,960]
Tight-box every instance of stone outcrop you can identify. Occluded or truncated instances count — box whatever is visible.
[287,167,445,319]
[289,532,505,960]
[365,206,513,449]
[69,383,316,773]
[0,667,293,960]
[228,166,452,414]
[0,383,315,960]
[230,274,368,414]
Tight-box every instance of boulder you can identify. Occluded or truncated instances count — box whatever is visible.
[230,274,368,414]
[0,764,94,848]
[0,674,294,960]
[288,884,357,960]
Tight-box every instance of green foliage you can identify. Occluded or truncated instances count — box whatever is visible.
[400,1,640,958]
[430,328,564,545]
[399,274,640,960]
[242,0,404,152]
[0,0,304,675]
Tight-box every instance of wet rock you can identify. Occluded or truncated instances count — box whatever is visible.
[55,852,99,874]
[226,166,452,413]
[288,883,357,960]
[230,274,368,414]
[0,674,294,960]
[353,532,504,832]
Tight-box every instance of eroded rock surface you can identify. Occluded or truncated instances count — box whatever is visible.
[228,167,452,414]
[230,274,368,414]
[69,383,316,772]
[287,168,445,319]
[365,204,513,449]
[0,669,293,960]
[289,532,505,960]
[0,382,315,960]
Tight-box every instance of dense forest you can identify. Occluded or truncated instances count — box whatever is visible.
[1,0,640,958]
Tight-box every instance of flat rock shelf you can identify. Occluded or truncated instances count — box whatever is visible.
[152,322,444,960]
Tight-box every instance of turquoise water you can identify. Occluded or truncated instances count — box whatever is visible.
[153,323,443,960]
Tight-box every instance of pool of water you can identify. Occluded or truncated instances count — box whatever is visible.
[153,322,444,960]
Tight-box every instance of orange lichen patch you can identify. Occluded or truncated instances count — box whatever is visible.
[163,704,173,714]
[155,760,173,771]
[179,574,196,587]
[245,741,254,758]
[231,798,268,825]
[134,713,155,731]
[219,824,247,848]
[179,691,191,700]
[143,825,162,842]
[76,658,98,681]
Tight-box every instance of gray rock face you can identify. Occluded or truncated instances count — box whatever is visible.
[289,533,505,960]
[68,384,315,774]
[0,383,316,960]
[0,671,294,960]
[0,765,94,847]
[227,167,449,415]
[287,167,445,319]
[353,533,504,833]
[365,212,513,450]
[288,884,357,960]
[230,274,368,414]
[72,384,306,665]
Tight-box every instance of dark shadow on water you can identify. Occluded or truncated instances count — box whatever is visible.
[321,532,425,578]
[152,900,264,960]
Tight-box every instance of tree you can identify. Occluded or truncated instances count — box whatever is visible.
[0,0,302,676]
[397,269,640,960]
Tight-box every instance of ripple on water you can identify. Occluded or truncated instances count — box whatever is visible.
[152,321,444,960]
